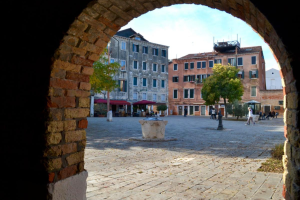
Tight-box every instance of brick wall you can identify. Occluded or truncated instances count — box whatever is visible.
[260,89,284,116]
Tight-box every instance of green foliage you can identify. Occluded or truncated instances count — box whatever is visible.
[225,100,247,120]
[202,64,244,117]
[157,104,168,111]
[271,143,284,160]
[90,48,120,93]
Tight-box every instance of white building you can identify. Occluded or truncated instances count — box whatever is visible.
[266,68,283,90]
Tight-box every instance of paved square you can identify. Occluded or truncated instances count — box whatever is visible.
[85,116,285,200]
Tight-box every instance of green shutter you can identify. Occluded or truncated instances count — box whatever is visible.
[249,71,252,78]
[228,59,230,65]
[242,71,244,79]
[256,69,259,78]
[124,81,127,92]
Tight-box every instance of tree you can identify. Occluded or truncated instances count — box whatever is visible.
[225,99,248,120]
[201,64,244,118]
[90,48,120,94]
[157,104,168,116]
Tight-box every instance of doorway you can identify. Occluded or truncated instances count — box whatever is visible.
[201,106,206,116]
[264,105,271,114]
[189,106,194,115]
[178,106,183,115]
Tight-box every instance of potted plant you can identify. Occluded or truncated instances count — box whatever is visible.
[157,104,168,117]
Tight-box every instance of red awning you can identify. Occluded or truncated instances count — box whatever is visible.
[94,99,131,105]
[132,100,156,105]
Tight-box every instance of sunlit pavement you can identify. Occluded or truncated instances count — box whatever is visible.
[85,116,285,200]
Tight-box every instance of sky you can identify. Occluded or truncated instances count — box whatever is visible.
[121,4,278,71]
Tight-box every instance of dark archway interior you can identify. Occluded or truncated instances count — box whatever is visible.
[2,1,299,199]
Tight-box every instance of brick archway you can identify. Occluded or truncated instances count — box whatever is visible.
[2,1,299,199]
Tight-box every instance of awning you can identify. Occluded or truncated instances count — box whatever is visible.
[132,100,156,105]
[94,99,131,105]
[246,100,260,104]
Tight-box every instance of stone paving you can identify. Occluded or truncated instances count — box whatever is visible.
[85,116,285,200]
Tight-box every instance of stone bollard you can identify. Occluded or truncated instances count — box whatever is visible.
[107,111,112,122]
[217,110,223,130]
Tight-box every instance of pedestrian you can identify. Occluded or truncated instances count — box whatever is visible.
[246,107,255,125]
[266,111,272,120]
[211,108,215,119]
[259,110,262,120]
[272,111,275,119]
[184,107,187,117]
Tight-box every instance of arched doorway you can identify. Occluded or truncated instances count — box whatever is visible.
[2,1,299,199]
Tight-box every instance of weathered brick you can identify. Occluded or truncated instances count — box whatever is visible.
[81,66,94,75]
[75,90,90,97]
[66,151,85,165]
[78,140,86,152]
[47,121,64,133]
[79,162,84,172]
[104,27,117,37]
[61,143,78,155]
[49,88,64,97]
[71,56,94,67]
[78,32,98,44]
[83,7,99,18]
[68,20,89,35]
[44,145,62,157]
[72,47,87,57]
[48,96,76,108]
[78,12,106,31]
[65,108,90,119]
[286,92,299,109]
[49,173,55,183]
[66,72,90,83]
[88,53,100,61]
[64,120,77,131]
[79,82,91,91]
[114,17,128,27]
[79,97,90,108]
[49,109,63,121]
[63,35,80,47]
[53,60,81,73]
[78,119,88,129]
[51,68,66,79]
[97,0,112,8]
[50,78,78,90]
[58,165,78,180]
[95,38,107,48]
[65,89,77,97]
[109,5,133,21]
[46,133,62,145]
[98,16,121,31]
[46,158,62,171]
[65,130,86,142]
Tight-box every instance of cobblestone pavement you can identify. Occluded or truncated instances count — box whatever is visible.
[85,116,285,200]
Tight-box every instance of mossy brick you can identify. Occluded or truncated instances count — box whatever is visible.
[53,60,81,73]
[71,56,94,67]
[47,121,64,133]
[65,130,86,143]
[57,165,78,180]
[46,133,62,145]
[66,151,85,165]
[79,82,91,91]
[46,158,62,171]
[49,109,63,121]
[75,90,90,97]
[44,145,62,157]
[79,98,90,108]
[61,143,78,155]
[65,108,89,119]
[64,120,77,131]
[50,78,78,90]
[81,66,94,75]
[66,72,90,83]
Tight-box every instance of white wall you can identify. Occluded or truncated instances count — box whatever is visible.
[266,68,282,90]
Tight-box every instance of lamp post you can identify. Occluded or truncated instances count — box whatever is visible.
[107,42,112,122]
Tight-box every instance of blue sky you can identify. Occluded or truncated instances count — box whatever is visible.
[121,4,278,71]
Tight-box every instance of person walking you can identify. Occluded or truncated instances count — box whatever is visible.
[211,108,215,119]
[184,107,187,117]
[246,107,255,125]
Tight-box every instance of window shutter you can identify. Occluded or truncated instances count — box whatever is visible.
[242,71,244,79]
[228,59,230,65]
[124,81,127,92]
[156,49,158,55]
[137,45,139,52]
[132,44,134,51]
[249,71,252,78]
[118,80,120,91]
[256,69,259,78]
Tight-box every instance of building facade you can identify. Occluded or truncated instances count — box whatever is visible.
[266,68,283,90]
[94,28,169,114]
[168,41,266,116]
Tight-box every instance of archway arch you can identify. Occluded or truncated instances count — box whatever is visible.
[3,1,299,199]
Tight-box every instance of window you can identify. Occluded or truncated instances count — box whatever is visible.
[142,62,147,70]
[183,76,189,82]
[121,41,126,50]
[133,92,137,100]
[153,79,157,87]
[274,106,280,110]
[162,50,167,57]
[279,101,283,105]
[142,93,147,100]
[173,76,179,82]
[202,61,206,69]
[118,80,127,92]
[184,63,188,70]
[214,59,222,64]
[161,80,165,88]
[237,57,243,66]
[120,60,126,70]
[152,94,157,101]
[190,75,195,82]
[110,58,114,63]
[161,65,165,72]
[190,62,194,69]
[207,74,211,78]
[251,56,256,64]
[196,74,207,83]
[132,44,139,52]
[153,63,157,72]
[133,60,138,69]
[135,37,141,40]
[133,77,138,86]
[152,48,158,56]
[228,58,236,66]
[249,69,258,78]
[173,64,178,71]
[195,106,199,111]
[183,89,194,99]
[161,94,166,102]
[237,70,244,79]
[251,86,256,97]
[173,90,178,99]
[142,78,147,87]
[200,90,203,99]
[209,60,214,68]
[143,46,148,54]
[197,62,201,69]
